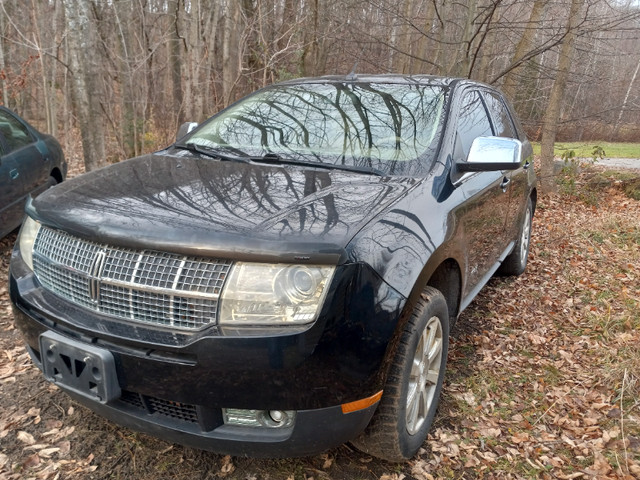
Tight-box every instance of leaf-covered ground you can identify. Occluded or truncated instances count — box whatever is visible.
[1,170,639,479]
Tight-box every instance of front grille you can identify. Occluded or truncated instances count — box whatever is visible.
[147,396,199,423]
[32,226,232,330]
[119,390,199,423]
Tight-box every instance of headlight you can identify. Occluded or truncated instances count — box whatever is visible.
[219,263,334,326]
[18,216,41,270]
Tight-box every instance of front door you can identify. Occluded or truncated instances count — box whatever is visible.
[453,90,513,297]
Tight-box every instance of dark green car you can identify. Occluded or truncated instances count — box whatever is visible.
[0,106,67,238]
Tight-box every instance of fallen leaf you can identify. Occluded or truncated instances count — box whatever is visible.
[23,453,40,469]
[219,454,235,476]
[56,440,71,456]
[38,447,61,458]
[17,430,36,445]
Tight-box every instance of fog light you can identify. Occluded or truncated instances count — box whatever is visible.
[222,408,295,428]
[222,408,262,427]
[269,410,285,423]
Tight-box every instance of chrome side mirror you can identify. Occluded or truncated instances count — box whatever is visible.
[457,136,523,172]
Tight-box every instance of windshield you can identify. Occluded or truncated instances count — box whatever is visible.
[184,82,447,176]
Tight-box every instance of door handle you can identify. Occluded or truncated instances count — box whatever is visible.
[500,176,510,191]
[10,169,19,180]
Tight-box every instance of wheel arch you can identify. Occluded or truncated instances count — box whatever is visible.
[425,259,462,323]
[530,187,537,214]
[50,168,64,184]
[379,255,462,385]
[403,251,464,328]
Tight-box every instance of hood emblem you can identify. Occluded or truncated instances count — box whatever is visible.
[88,250,107,303]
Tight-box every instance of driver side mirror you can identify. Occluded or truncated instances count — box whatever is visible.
[176,122,198,142]
[457,136,523,172]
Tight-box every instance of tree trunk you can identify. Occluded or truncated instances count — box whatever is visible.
[0,7,9,105]
[169,0,184,124]
[29,0,57,135]
[501,0,548,102]
[611,55,640,141]
[539,0,583,194]
[61,0,106,172]
[414,1,436,73]
[222,1,241,107]
[301,0,319,77]
[180,0,204,121]
[114,0,138,157]
[202,3,220,116]
[454,0,477,76]
[397,0,414,74]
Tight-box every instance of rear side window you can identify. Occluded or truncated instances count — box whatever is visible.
[0,110,33,154]
[456,91,492,159]
[482,91,516,139]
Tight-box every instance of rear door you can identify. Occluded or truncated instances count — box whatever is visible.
[0,109,47,235]
[0,137,25,234]
[0,108,48,198]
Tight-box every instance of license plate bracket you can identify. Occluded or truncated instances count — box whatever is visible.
[39,331,121,404]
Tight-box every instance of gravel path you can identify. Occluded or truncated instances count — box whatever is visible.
[594,157,640,170]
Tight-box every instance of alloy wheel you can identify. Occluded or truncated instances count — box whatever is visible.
[406,315,443,435]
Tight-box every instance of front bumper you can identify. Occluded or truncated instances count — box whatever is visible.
[20,328,375,457]
[9,246,406,456]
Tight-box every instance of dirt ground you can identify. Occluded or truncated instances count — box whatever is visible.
[1,170,639,479]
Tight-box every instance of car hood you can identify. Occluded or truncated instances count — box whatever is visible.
[28,152,420,264]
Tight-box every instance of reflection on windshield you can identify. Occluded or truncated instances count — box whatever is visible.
[187,83,447,176]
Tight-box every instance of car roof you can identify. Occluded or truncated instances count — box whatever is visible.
[275,74,476,89]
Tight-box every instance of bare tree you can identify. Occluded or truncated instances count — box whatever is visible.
[0,4,9,105]
[0,0,638,169]
[611,54,640,140]
[539,0,584,193]
[501,0,548,102]
[222,1,242,107]
[61,0,106,171]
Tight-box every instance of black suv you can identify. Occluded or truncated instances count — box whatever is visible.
[10,75,536,462]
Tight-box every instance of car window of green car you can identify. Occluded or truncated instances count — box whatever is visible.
[0,110,33,154]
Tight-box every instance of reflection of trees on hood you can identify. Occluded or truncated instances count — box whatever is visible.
[63,156,411,240]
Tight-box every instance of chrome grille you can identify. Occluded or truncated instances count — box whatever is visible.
[119,390,199,423]
[32,227,232,330]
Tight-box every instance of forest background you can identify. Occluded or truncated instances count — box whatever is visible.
[1,0,640,188]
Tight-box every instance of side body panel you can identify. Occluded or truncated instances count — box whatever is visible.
[347,82,534,313]
[0,154,24,236]
[0,107,65,237]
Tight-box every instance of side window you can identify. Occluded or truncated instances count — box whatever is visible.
[482,91,516,139]
[456,90,492,159]
[0,110,33,154]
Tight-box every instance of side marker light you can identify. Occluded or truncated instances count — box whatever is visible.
[341,390,384,414]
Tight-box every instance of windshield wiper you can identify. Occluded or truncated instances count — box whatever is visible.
[174,143,250,163]
[249,153,384,177]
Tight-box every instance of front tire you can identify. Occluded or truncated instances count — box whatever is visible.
[351,286,449,462]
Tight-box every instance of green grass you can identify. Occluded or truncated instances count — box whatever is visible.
[531,141,640,158]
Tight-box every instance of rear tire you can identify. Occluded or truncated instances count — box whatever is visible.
[48,175,59,187]
[351,286,449,462]
[498,197,532,276]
